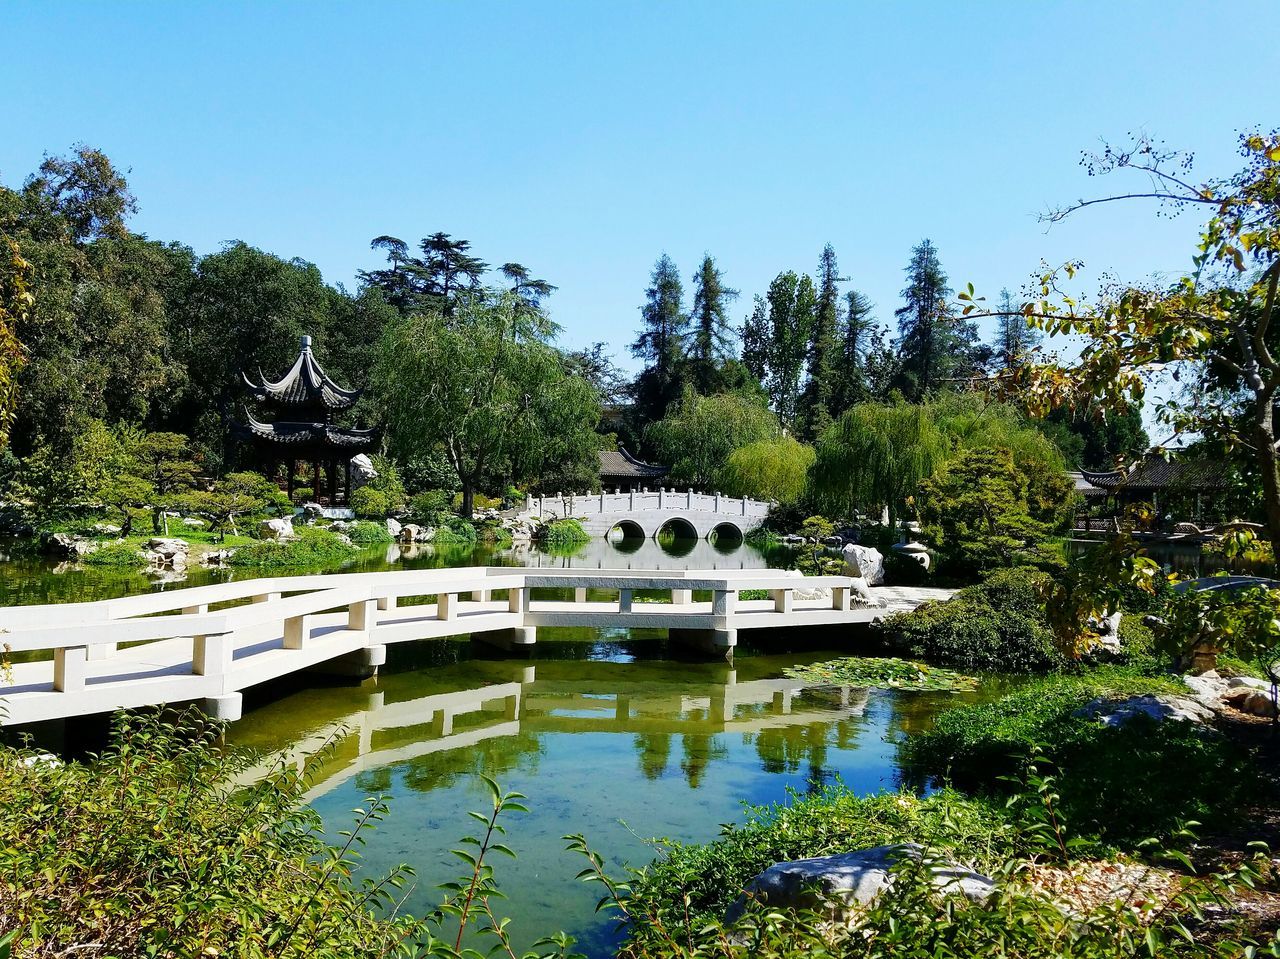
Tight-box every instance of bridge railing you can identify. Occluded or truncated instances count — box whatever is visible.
[522,489,771,518]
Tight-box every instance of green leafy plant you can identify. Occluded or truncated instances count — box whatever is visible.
[536,518,590,547]
[228,526,360,568]
[79,541,145,568]
[783,656,977,691]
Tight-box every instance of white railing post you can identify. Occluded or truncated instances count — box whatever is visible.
[686,489,693,508]
[630,489,636,510]
[377,595,397,612]
[283,614,310,650]
[714,491,721,512]
[832,586,851,611]
[253,592,281,605]
[772,588,794,613]
[600,489,606,511]
[574,586,588,603]
[508,587,529,614]
[713,589,736,616]
[659,487,666,508]
[348,600,377,631]
[53,647,88,692]
[438,592,458,621]
[193,632,233,677]
[671,588,692,605]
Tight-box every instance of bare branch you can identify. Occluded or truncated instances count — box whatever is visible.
[1042,191,1216,225]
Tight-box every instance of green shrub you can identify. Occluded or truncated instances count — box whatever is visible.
[348,485,394,518]
[228,527,359,568]
[877,567,1064,673]
[291,485,314,505]
[0,712,421,957]
[432,515,477,544]
[80,541,146,568]
[903,671,1255,845]
[408,489,453,527]
[345,519,392,544]
[536,518,590,546]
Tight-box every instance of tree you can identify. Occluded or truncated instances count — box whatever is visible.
[893,239,980,399]
[1036,401,1149,470]
[722,436,815,503]
[686,254,738,394]
[183,471,288,539]
[359,232,488,318]
[0,238,31,448]
[811,399,947,530]
[918,447,1069,573]
[630,254,690,426]
[995,133,1280,546]
[830,289,876,412]
[764,271,815,430]
[133,431,199,533]
[645,390,779,490]
[376,292,601,516]
[991,287,1040,372]
[564,343,629,405]
[740,295,770,383]
[797,245,843,439]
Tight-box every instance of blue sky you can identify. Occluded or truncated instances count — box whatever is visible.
[3,1,1277,370]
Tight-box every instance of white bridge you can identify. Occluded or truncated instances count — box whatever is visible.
[519,489,771,539]
[0,566,880,727]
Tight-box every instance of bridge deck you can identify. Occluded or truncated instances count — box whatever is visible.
[0,568,950,726]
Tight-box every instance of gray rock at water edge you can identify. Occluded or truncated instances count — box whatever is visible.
[398,523,435,544]
[202,548,236,565]
[146,538,190,567]
[1076,693,1215,727]
[260,517,294,540]
[328,520,357,535]
[841,544,885,586]
[386,517,403,539]
[40,531,96,558]
[725,843,996,925]
[301,502,324,524]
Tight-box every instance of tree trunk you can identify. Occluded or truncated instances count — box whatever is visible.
[1254,403,1280,547]
[460,483,474,519]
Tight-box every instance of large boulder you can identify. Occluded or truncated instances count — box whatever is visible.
[1076,693,1215,727]
[349,454,378,491]
[146,538,189,567]
[260,517,294,540]
[399,523,433,543]
[1222,684,1278,718]
[40,532,95,558]
[386,517,403,539]
[841,544,884,585]
[300,502,324,524]
[725,843,995,924]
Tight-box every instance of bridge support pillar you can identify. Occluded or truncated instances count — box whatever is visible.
[200,692,243,722]
[474,626,537,652]
[307,644,386,679]
[671,588,692,606]
[669,627,737,663]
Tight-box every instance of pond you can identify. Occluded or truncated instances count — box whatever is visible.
[0,533,974,957]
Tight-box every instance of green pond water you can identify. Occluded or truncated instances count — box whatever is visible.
[1,534,981,957]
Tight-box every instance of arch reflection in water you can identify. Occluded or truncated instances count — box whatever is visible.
[239,661,871,800]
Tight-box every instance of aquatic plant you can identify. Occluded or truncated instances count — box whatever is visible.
[783,656,976,692]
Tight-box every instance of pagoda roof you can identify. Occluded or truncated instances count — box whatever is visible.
[1079,454,1229,492]
[232,410,380,453]
[598,447,669,480]
[242,335,362,412]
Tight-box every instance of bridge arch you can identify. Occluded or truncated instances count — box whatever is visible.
[656,516,699,541]
[708,522,745,548]
[606,519,647,540]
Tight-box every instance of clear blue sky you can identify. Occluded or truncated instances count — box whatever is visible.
[4,1,1276,370]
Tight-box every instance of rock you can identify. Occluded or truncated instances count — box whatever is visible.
[329,520,357,535]
[348,454,378,491]
[725,843,995,924]
[849,577,884,608]
[145,538,189,568]
[781,534,805,545]
[40,531,95,558]
[91,523,122,536]
[841,544,885,586]
[260,517,294,540]
[1223,686,1279,718]
[202,548,236,565]
[181,517,205,528]
[892,541,932,571]
[1093,612,1124,653]
[1182,673,1230,711]
[1076,694,1215,727]
[399,523,423,543]
[793,584,832,602]
[386,518,403,539]
[1228,676,1271,690]
[300,502,324,524]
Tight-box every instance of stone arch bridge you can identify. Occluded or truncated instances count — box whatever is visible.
[518,489,771,540]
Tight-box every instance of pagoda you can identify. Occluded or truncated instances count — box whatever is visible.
[231,334,379,505]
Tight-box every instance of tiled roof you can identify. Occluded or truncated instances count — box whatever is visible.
[232,410,379,453]
[1080,455,1229,492]
[242,335,362,412]
[598,447,669,479]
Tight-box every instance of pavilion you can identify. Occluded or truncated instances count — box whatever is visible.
[231,335,378,505]
[597,446,669,492]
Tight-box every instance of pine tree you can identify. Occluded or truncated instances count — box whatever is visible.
[892,239,979,400]
[740,294,770,382]
[991,287,1041,371]
[831,288,875,412]
[797,244,843,439]
[630,254,690,425]
[687,254,738,394]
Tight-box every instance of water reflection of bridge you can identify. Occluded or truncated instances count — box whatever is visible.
[242,666,869,800]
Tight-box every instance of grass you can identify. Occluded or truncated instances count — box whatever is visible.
[784,656,978,692]
[80,541,147,568]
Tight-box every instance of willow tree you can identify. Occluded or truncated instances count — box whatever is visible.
[722,435,815,504]
[375,292,601,516]
[645,389,779,491]
[0,238,31,448]
[811,400,947,530]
